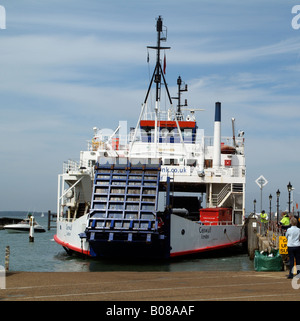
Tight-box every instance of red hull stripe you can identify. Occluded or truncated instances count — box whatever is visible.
[170,238,246,257]
[54,234,246,258]
[54,234,90,256]
[140,120,196,128]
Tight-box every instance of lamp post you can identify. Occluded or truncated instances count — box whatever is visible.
[253,199,256,215]
[269,194,272,222]
[287,182,293,213]
[276,189,280,224]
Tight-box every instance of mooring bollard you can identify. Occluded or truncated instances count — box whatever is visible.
[29,215,34,242]
[5,246,10,271]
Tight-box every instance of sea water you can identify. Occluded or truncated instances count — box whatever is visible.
[0,212,254,272]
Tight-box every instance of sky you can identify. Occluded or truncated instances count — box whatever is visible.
[0,0,300,214]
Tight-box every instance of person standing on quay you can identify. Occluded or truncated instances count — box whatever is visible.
[286,217,300,279]
[280,211,290,231]
[260,210,268,236]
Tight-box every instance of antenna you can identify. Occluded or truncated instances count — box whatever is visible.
[231,118,236,147]
[144,16,172,105]
[172,76,188,121]
[156,16,168,41]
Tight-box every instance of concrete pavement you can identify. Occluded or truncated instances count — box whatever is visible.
[0,270,299,301]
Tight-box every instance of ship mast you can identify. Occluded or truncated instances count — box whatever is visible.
[172,76,188,121]
[144,16,172,105]
[130,16,187,157]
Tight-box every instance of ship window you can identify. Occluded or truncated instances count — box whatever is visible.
[88,160,96,167]
[164,158,179,165]
[205,159,213,168]
[186,159,197,166]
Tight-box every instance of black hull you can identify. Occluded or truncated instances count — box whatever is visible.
[88,237,169,259]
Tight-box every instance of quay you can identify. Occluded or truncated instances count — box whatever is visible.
[1,270,299,301]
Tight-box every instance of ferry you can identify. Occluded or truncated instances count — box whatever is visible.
[54,16,246,258]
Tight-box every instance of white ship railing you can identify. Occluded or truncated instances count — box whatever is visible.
[204,136,244,147]
[87,133,244,148]
[63,159,94,175]
[63,160,79,173]
[211,183,244,207]
[211,184,231,207]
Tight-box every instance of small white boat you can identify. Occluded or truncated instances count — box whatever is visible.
[4,217,46,233]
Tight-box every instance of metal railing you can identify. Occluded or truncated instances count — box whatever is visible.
[251,215,285,250]
[63,159,94,175]
[211,183,244,207]
[211,184,231,207]
[86,134,244,149]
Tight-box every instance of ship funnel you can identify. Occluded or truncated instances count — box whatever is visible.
[213,102,221,168]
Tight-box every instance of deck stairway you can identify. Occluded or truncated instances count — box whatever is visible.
[85,161,167,258]
[211,183,243,207]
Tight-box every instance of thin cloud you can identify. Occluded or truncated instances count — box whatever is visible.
[169,37,300,65]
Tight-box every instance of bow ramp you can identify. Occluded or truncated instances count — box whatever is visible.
[85,160,169,258]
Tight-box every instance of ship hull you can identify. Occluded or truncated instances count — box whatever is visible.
[170,215,245,257]
[54,213,245,259]
[55,215,90,255]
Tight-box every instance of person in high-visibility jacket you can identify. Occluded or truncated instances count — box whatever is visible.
[280,212,290,231]
[260,210,268,235]
[260,210,268,223]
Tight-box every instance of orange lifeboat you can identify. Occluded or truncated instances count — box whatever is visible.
[221,145,236,154]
